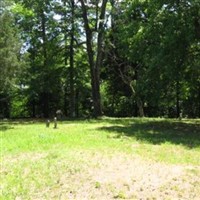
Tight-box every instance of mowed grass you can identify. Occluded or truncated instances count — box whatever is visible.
[1,118,200,199]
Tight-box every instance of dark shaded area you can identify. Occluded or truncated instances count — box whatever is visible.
[0,123,14,131]
[98,120,200,148]
[0,119,45,131]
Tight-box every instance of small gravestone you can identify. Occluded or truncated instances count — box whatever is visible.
[46,119,50,127]
[54,117,57,129]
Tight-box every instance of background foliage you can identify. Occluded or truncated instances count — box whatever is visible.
[0,0,199,118]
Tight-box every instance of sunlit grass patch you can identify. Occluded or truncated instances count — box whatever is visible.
[1,118,200,199]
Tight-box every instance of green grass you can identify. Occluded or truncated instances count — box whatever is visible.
[1,117,200,199]
[3,117,200,164]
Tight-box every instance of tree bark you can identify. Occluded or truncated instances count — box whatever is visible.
[119,66,144,117]
[41,9,49,118]
[80,0,108,117]
[129,82,144,117]
[136,98,144,117]
[176,79,180,118]
[198,82,200,118]
[63,0,69,117]
[69,0,76,117]
[32,99,36,118]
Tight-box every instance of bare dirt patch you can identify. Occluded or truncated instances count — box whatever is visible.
[34,152,200,200]
[2,151,200,199]
[3,152,48,164]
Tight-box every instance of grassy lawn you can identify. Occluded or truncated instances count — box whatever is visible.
[1,118,200,199]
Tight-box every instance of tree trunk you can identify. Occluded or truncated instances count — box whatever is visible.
[129,81,144,117]
[41,9,49,118]
[94,0,108,116]
[80,0,108,117]
[69,0,76,118]
[80,0,98,117]
[42,92,49,118]
[32,99,36,118]
[176,79,180,118]
[63,0,69,117]
[198,82,200,118]
[75,89,79,117]
[136,98,144,117]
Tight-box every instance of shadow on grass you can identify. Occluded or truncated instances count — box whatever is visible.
[98,120,200,149]
[0,118,48,127]
[0,123,14,131]
[0,119,42,131]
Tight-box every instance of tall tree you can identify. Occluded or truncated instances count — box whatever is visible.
[0,0,21,91]
[0,0,22,117]
[69,0,76,117]
[105,0,145,117]
[79,0,108,117]
[14,0,64,118]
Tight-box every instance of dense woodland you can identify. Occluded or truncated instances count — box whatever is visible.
[0,0,200,119]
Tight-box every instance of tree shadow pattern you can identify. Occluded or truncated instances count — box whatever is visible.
[0,119,37,132]
[0,123,14,131]
[98,120,200,149]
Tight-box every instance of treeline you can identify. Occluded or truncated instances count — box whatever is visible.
[0,0,199,119]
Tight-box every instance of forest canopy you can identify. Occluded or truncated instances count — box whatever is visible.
[0,0,200,118]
